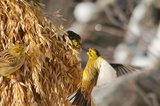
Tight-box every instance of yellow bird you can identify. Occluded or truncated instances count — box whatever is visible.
[67,48,139,106]
[66,30,81,50]
[0,44,25,77]
[63,30,82,66]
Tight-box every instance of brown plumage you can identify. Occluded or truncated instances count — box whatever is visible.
[0,44,25,77]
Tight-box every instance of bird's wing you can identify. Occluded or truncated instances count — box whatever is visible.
[96,58,117,87]
[0,51,17,67]
[110,63,141,77]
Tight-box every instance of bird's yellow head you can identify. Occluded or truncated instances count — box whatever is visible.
[87,48,100,59]
[10,44,25,56]
[67,31,81,50]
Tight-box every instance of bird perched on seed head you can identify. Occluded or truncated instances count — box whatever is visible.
[67,48,140,106]
[65,30,81,50]
[0,44,25,77]
[63,30,82,66]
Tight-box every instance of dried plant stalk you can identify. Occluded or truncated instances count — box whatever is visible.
[0,0,81,105]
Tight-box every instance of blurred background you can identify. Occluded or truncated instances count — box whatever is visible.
[39,0,160,70]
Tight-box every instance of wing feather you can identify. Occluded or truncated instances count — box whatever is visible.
[110,63,140,77]
[0,50,17,67]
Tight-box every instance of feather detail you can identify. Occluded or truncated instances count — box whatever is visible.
[0,44,25,76]
[96,57,117,87]
[67,88,90,106]
[110,63,140,77]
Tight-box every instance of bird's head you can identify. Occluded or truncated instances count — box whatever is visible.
[87,48,100,59]
[10,44,25,56]
[67,31,81,50]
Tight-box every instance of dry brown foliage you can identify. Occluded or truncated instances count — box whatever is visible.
[0,0,81,105]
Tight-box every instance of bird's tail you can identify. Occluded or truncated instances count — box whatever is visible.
[67,88,91,106]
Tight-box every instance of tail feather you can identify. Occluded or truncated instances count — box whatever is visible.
[67,88,91,106]
[67,90,78,102]
[72,89,82,105]
[87,99,91,106]
[82,99,87,106]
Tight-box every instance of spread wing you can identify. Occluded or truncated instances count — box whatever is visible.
[96,58,117,87]
[110,63,141,77]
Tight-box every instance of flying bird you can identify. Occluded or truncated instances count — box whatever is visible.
[67,48,140,106]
